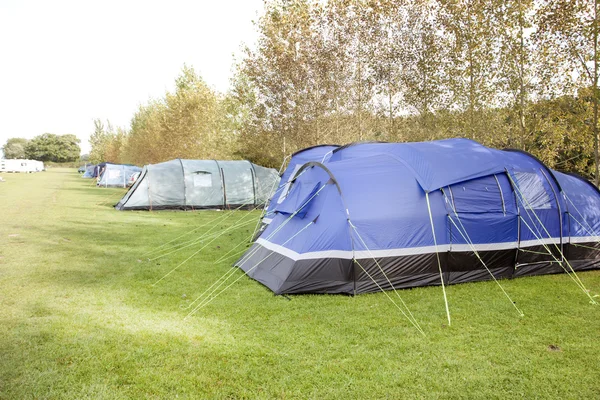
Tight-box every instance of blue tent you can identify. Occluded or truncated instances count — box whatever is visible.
[89,162,107,178]
[237,139,600,295]
[82,164,96,178]
[97,163,142,188]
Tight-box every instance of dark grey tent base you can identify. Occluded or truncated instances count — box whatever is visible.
[236,242,600,295]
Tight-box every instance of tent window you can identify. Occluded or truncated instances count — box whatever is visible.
[193,171,212,187]
[513,171,552,210]
[108,170,121,179]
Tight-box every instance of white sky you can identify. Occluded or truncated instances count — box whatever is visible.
[0,0,263,154]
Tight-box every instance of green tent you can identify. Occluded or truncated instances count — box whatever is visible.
[115,159,279,210]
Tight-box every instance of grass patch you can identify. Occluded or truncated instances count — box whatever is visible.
[1,169,599,399]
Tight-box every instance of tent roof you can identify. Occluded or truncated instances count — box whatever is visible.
[328,138,509,191]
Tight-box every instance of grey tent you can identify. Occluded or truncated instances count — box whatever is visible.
[115,159,280,210]
[97,163,142,188]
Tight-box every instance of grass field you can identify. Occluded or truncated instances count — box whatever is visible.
[1,169,599,399]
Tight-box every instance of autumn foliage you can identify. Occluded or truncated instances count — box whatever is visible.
[91,0,600,183]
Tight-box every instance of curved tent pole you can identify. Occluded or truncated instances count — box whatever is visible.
[147,164,153,212]
[539,168,565,261]
[214,160,226,208]
[249,161,257,206]
[290,161,343,194]
[330,141,388,155]
[503,148,564,192]
[289,144,339,159]
[178,159,187,209]
[321,149,334,163]
[508,173,523,273]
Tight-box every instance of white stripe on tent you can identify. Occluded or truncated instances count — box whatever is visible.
[519,238,561,248]
[253,235,599,262]
[519,236,600,246]
[569,235,600,244]
[452,242,518,252]
[256,238,529,261]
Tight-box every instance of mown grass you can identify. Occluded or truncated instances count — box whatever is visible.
[0,169,599,399]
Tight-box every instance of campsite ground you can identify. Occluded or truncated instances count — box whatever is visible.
[1,169,599,399]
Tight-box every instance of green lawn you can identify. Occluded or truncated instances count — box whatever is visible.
[1,169,599,399]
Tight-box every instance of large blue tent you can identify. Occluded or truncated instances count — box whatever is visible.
[237,139,600,295]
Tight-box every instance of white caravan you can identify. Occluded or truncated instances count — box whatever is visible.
[0,159,45,173]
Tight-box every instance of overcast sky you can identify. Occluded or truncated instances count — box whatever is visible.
[0,0,264,154]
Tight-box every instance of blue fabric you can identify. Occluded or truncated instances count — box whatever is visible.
[328,139,508,191]
[259,139,600,258]
[553,171,600,238]
[273,181,322,219]
[266,145,339,216]
[82,165,96,178]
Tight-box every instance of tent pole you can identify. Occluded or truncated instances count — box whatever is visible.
[178,159,187,210]
[425,191,451,326]
[249,165,257,206]
[539,168,565,262]
[220,168,227,209]
[147,165,153,212]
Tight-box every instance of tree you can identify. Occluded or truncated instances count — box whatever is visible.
[497,0,536,150]
[89,119,110,163]
[160,65,224,160]
[438,0,501,140]
[400,0,449,140]
[2,138,29,159]
[25,133,81,162]
[536,0,599,185]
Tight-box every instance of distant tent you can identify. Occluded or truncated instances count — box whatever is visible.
[82,165,96,178]
[116,159,280,210]
[90,162,106,178]
[237,139,600,295]
[97,163,142,188]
